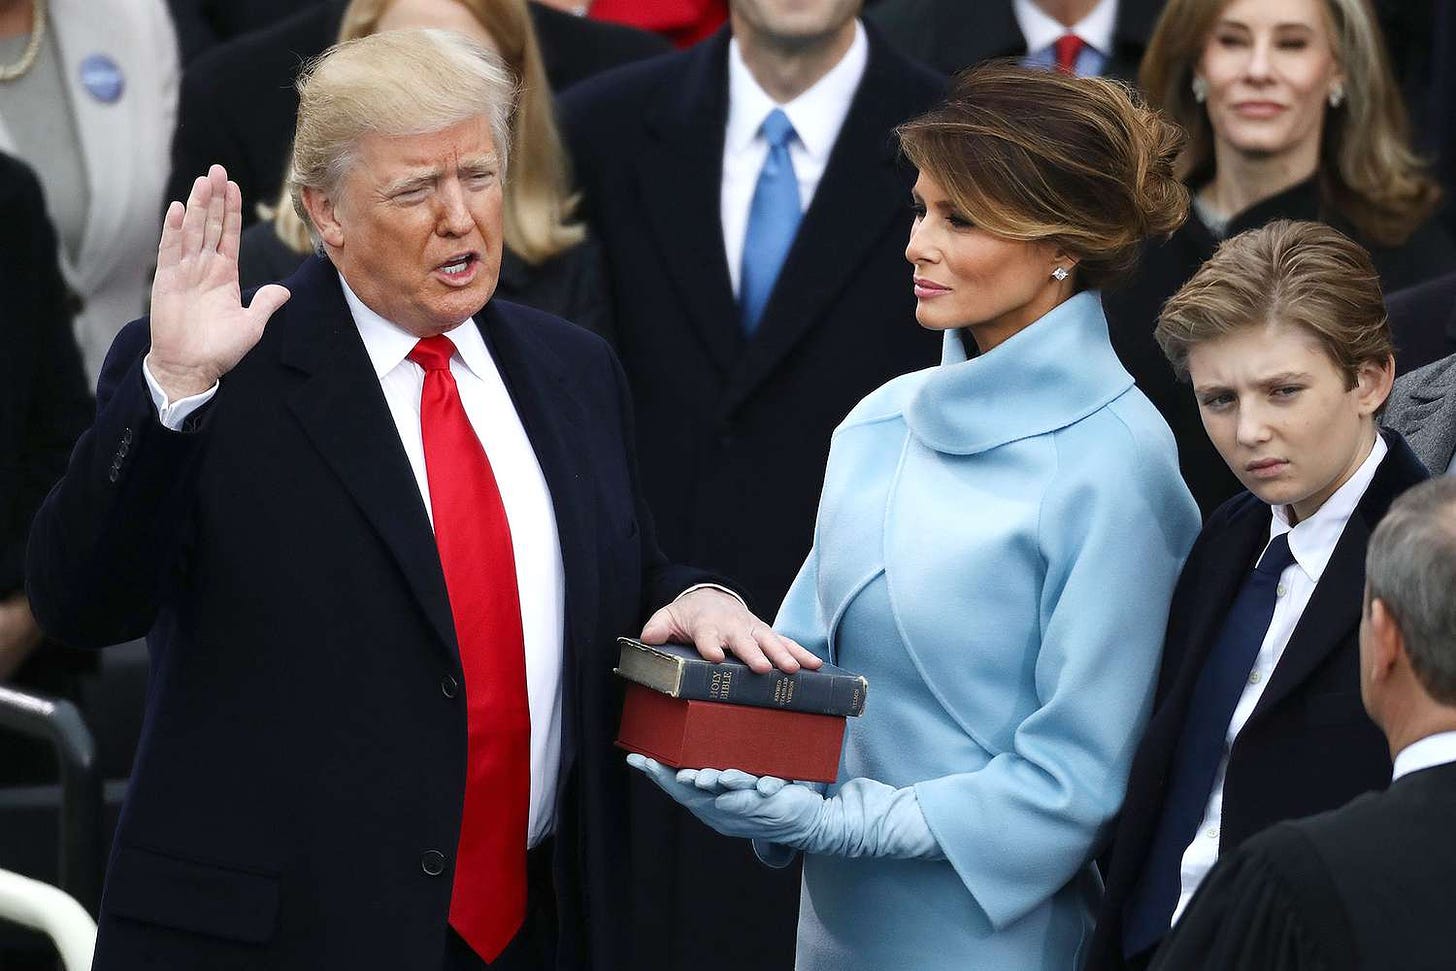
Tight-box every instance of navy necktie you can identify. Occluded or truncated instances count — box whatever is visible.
[1123,532,1297,958]
[739,108,802,334]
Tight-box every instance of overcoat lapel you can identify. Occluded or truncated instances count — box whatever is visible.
[477,300,599,776]
[721,33,914,415]
[1157,505,1268,708]
[636,32,744,376]
[279,258,459,661]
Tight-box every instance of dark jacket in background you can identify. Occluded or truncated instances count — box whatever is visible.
[1087,432,1429,970]
[237,221,614,338]
[559,25,943,971]
[1151,760,1456,971]
[1104,179,1456,516]
[165,0,669,230]
[165,0,328,64]
[1387,270,1456,373]
[865,0,1164,82]
[0,152,95,780]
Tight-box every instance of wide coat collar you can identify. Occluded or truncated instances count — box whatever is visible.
[634,23,936,412]
[274,256,599,684]
[904,291,1134,455]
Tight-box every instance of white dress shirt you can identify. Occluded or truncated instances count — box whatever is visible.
[721,20,867,298]
[1172,434,1389,924]
[1013,0,1118,75]
[145,276,567,847]
[1393,730,1456,782]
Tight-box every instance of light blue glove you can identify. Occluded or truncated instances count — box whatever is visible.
[627,754,944,860]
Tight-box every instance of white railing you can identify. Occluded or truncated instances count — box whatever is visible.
[0,867,96,970]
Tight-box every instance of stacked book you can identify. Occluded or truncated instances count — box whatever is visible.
[614,636,868,783]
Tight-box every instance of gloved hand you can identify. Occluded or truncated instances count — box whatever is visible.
[627,754,944,860]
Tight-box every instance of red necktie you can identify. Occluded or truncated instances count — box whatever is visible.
[1054,33,1085,74]
[409,335,530,962]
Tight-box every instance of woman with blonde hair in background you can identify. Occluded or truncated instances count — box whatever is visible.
[238,0,609,336]
[1104,0,1455,516]
[632,63,1202,970]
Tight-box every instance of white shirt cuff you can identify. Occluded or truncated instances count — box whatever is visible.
[144,355,220,430]
[673,583,748,610]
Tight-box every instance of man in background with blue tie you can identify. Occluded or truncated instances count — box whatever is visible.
[559,2,942,967]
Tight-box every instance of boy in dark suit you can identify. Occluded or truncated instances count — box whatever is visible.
[1088,221,1429,969]
[1153,476,1456,971]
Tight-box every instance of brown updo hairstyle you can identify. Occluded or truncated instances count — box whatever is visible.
[1156,220,1393,398]
[897,62,1190,290]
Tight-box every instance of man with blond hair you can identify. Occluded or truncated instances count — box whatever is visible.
[26,29,812,971]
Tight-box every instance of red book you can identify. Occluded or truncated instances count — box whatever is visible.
[616,682,845,783]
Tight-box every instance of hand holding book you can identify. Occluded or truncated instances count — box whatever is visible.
[627,754,945,861]
[640,586,822,674]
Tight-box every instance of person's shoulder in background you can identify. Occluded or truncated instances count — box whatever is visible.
[529,1,672,92]
[1388,269,1456,374]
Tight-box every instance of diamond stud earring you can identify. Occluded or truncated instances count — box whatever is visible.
[1052,267,1069,281]
[1191,76,1208,104]
[1329,83,1345,108]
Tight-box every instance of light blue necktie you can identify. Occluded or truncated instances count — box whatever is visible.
[739,108,802,334]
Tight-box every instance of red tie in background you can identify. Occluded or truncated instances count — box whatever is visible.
[410,335,531,963]
[1054,33,1086,74]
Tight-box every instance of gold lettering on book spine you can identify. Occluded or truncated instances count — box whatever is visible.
[708,668,733,701]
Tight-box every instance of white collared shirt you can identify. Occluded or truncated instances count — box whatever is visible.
[144,279,566,848]
[721,20,868,297]
[1013,0,1118,75]
[1172,434,1389,924]
[1393,731,1456,781]
[341,279,565,848]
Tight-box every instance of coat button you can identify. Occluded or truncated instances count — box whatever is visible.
[440,674,459,699]
[421,850,446,876]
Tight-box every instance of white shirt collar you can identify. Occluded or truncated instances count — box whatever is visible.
[1012,0,1119,55]
[724,20,868,160]
[338,272,493,382]
[1393,730,1456,782]
[1268,433,1388,584]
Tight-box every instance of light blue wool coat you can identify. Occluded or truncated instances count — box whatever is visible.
[770,292,1201,969]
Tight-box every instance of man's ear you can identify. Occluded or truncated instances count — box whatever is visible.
[1368,597,1405,682]
[301,185,345,250]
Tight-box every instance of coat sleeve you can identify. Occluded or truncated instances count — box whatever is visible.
[1150,829,1355,971]
[25,319,206,648]
[912,421,1201,929]
[770,542,831,663]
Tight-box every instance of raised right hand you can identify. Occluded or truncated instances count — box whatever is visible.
[147,164,291,400]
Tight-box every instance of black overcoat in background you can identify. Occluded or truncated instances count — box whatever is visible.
[25,255,718,970]
[558,25,943,971]
[1104,179,1456,516]
[1086,431,1430,971]
[1386,270,1456,373]
[0,152,95,781]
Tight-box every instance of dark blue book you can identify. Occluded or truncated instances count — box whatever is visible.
[614,637,868,717]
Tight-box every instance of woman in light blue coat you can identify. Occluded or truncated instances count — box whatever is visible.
[633,64,1203,969]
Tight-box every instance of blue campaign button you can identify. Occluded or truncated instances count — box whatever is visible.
[79,53,125,104]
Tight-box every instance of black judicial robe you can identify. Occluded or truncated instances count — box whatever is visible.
[1152,760,1456,971]
[1104,178,1456,517]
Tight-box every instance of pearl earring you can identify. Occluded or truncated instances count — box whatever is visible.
[1329,83,1345,108]
[1052,266,1069,282]
[1191,76,1208,104]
